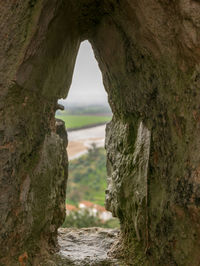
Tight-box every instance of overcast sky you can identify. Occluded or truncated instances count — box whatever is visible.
[59,41,108,106]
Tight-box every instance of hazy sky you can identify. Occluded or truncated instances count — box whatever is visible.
[59,41,108,106]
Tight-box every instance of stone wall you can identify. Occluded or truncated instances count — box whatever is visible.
[1,0,200,265]
[0,1,79,264]
[89,2,200,264]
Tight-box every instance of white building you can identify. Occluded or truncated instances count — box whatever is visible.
[78,201,113,222]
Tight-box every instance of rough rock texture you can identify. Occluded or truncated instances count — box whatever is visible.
[20,228,121,266]
[89,2,200,264]
[1,0,200,265]
[0,1,77,265]
[53,227,121,266]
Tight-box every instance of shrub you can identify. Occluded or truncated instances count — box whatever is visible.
[62,210,103,228]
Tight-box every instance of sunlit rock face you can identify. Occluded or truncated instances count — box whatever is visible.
[1,0,200,265]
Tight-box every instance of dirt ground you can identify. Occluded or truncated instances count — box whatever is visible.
[67,141,86,158]
[66,125,106,160]
[67,137,104,160]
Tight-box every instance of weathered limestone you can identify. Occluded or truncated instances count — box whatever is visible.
[89,2,200,264]
[0,1,79,264]
[55,227,120,265]
[1,0,200,265]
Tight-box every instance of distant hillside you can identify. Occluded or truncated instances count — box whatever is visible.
[56,104,112,116]
[67,146,107,206]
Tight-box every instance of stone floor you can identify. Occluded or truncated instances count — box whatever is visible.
[52,227,123,266]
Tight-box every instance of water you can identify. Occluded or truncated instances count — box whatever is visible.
[67,125,106,160]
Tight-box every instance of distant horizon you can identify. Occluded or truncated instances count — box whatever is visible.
[56,101,112,117]
[58,99,111,108]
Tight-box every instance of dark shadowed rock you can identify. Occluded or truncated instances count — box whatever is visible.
[56,119,68,148]
[1,1,200,265]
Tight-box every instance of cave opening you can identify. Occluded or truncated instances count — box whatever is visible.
[55,41,119,260]
[56,41,119,260]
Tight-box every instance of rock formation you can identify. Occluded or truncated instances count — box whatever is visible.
[1,0,200,265]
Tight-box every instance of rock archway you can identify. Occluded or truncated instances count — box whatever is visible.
[1,1,200,265]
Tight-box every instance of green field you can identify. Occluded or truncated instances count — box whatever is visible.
[56,115,111,129]
[67,147,107,206]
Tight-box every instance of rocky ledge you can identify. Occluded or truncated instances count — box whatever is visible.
[52,227,122,266]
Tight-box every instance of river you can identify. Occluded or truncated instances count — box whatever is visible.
[67,124,106,160]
